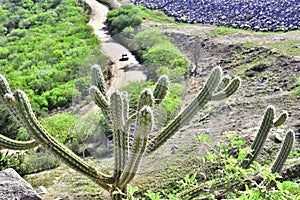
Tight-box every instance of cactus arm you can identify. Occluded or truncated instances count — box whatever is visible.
[153,75,169,104]
[146,67,240,153]
[274,112,288,127]
[90,65,114,129]
[120,92,129,133]
[90,84,112,127]
[241,106,289,169]
[2,89,113,189]
[241,106,275,168]
[113,129,125,181]
[90,86,110,110]
[119,106,153,188]
[211,78,241,100]
[90,85,112,130]
[271,130,295,173]
[111,91,128,181]
[121,92,129,167]
[215,75,231,92]
[0,75,11,97]
[110,91,125,130]
[137,89,154,111]
[91,64,108,99]
[0,134,38,150]
[121,92,129,128]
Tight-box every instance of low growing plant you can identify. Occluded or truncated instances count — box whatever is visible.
[127,127,296,199]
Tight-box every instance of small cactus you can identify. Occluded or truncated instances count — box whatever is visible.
[271,129,295,173]
[274,112,288,127]
[241,106,288,168]
[178,106,294,199]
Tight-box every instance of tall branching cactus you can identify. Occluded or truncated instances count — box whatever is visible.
[0,65,240,199]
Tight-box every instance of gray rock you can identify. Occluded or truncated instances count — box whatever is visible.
[0,168,42,200]
[36,186,48,195]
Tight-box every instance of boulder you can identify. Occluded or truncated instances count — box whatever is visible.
[0,168,42,200]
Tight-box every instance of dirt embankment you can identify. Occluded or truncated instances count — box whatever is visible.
[128,24,300,194]
[163,29,300,136]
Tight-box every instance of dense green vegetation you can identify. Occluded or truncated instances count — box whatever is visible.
[0,0,107,115]
[0,0,109,145]
[107,4,175,36]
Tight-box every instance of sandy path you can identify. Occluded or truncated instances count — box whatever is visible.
[84,0,146,92]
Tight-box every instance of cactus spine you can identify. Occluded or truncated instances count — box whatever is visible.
[241,106,288,168]
[0,66,240,199]
[271,129,295,173]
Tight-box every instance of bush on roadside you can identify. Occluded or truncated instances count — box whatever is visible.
[19,150,60,175]
[107,4,143,35]
[0,151,24,172]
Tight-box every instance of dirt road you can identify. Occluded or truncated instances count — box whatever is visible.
[84,0,146,91]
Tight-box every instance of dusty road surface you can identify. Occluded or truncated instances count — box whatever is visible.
[84,0,146,91]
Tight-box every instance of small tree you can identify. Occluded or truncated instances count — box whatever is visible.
[188,37,209,76]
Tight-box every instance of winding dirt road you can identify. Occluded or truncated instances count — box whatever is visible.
[84,0,146,91]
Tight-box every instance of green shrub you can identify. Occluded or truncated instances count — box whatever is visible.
[128,133,299,199]
[156,66,186,83]
[0,151,23,172]
[75,109,109,145]
[142,42,182,66]
[132,28,168,51]
[20,150,60,175]
[40,113,76,144]
[142,42,188,79]
[292,77,300,98]
[160,82,185,118]
[0,106,20,139]
[107,4,143,35]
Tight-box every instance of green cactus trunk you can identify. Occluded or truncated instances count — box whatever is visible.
[271,130,295,173]
[0,66,241,198]
[0,134,38,150]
